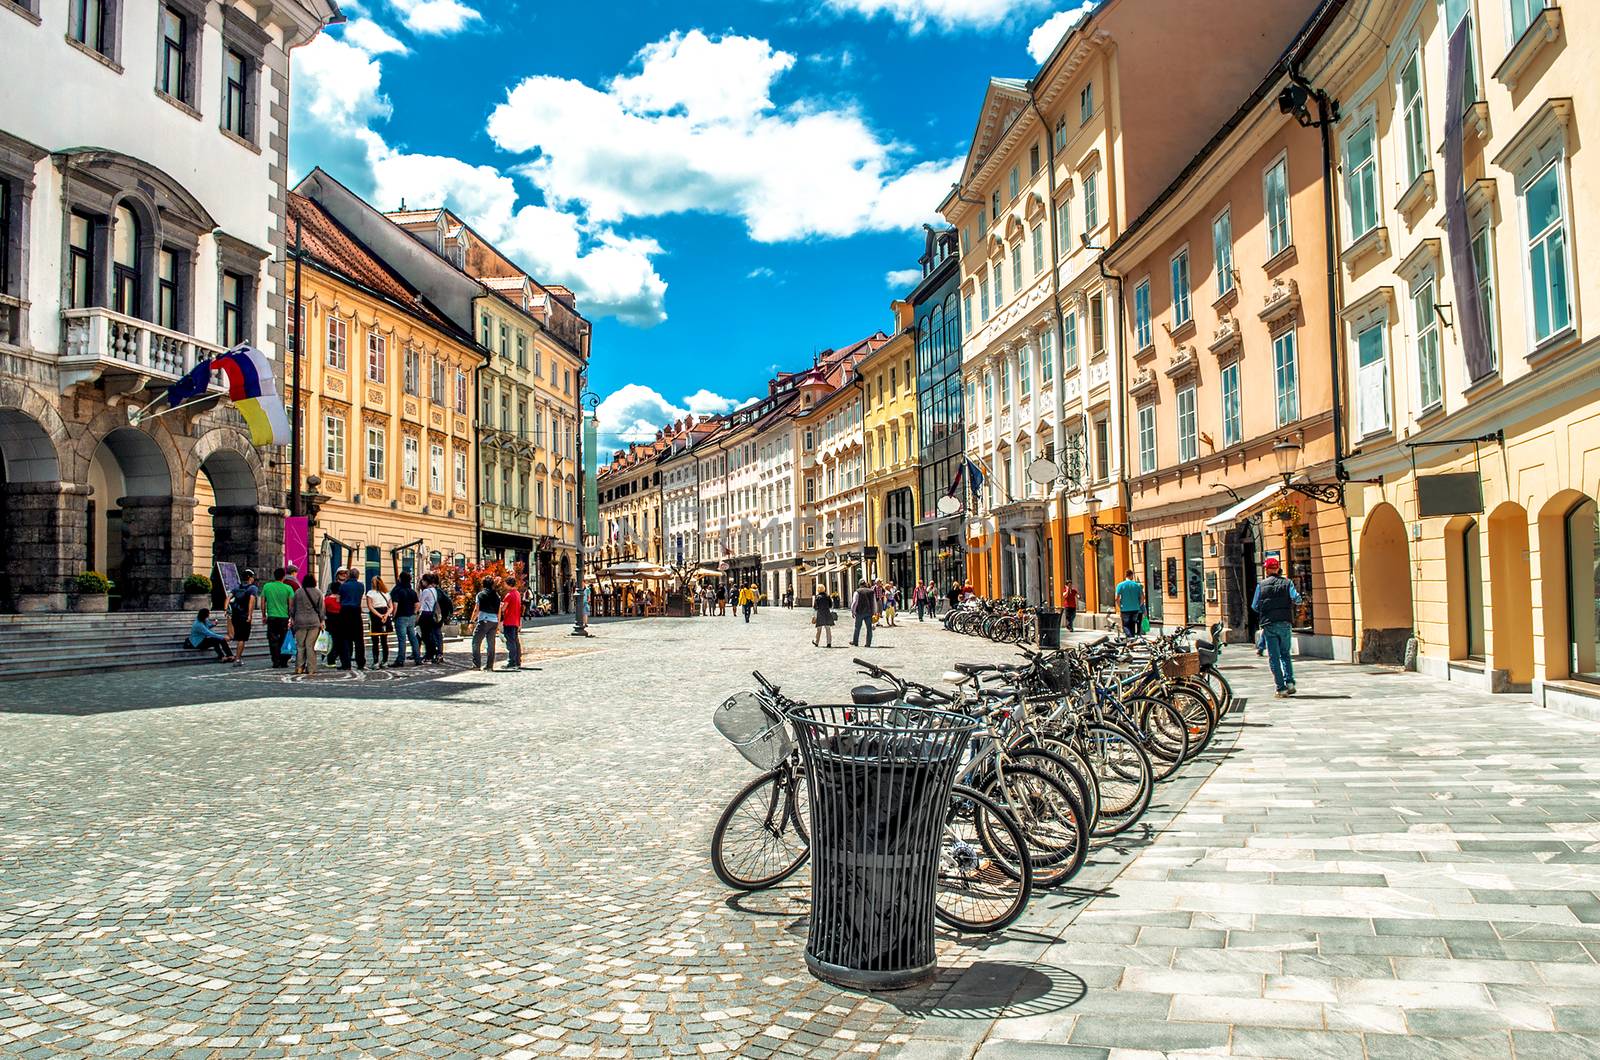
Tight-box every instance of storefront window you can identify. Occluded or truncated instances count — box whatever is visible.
[1144,539,1164,627]
[1095,531,1115,611]
[1067,533,1085,606]
[1183,533,1205,624]
[1566,497,1599,681]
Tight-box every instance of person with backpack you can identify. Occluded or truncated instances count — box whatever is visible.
[849,580,877,648]
[323,570,345,667]
[1252,556,1301,698]
[390,571,421,666]
[335,567,367,671]
[289,574,325,676]
[417,573,440,665]
[227,569,260,666]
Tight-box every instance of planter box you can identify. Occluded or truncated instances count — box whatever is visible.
[72,595,109,614]
[13,592,65,613]
[183,594,210,612]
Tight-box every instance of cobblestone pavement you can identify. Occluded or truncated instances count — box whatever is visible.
[893,656,1600,1059]
[4,612,1597,1059]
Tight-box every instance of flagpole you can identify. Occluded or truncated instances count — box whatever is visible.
[125,390,173,427]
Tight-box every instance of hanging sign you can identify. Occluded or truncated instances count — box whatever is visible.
[1417,472,1483,517]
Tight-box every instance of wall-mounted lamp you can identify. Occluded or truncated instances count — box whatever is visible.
[1085,494,1132,539]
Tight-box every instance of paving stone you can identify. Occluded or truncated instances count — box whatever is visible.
[1229,1026,1365,1059]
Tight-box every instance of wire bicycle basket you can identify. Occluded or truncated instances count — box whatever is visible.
[714,690,796,771]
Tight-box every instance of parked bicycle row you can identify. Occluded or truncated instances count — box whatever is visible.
[710,621,1234,936]
[942,597,1042,642]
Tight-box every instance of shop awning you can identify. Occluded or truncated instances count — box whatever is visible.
[1204,482,1284,529]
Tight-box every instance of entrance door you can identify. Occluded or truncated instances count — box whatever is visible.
[1143,539,1164,628]
[1183,532,1205,624]
[1461,519,1485,659]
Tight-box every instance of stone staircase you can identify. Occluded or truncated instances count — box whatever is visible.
[0,611,273,682]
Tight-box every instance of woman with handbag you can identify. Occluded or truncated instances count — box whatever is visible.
[365,576,394,668]
[290,574,326,676]
[811,582,836,649]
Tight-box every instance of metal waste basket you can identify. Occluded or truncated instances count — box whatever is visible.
[789,704,977,990]
[1036,607,1063,649]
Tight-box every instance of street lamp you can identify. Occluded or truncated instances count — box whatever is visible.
[1085,494,1131,539]
[1271,436,1344,505]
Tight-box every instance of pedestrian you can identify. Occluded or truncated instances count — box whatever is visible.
[1061,579,1080,632]
[716,582,727,616]
[284,564,301,590]
[501,575,523,671]
[1114,568,1145,639]
[811,582,835,647]
[290,574,325,676]
[391,571,421,666]
[884,584,898,626]
[740,583,755,623]
[947,583,961,613]
[261,566,293,669]
[227,568,259,666]
[323,570,345,666]
[186,607,231,661]
[365,576,393,668]
[417,573,440,664]
[1252,556,1300,697]
[849,579,876,648]
[471,575,501,671]
[337,566,367,670]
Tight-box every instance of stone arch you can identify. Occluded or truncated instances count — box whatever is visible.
[1536,489,1596,681]
[87,425,179,610]
[191,427,271,507]
[1486,501,1534,685]
[1357,501,1413,663]
[0,397,73,611]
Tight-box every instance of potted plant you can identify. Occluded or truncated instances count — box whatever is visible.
[73,571,112,613]
[183,573,212,610]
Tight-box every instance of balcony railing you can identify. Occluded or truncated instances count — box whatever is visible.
[61,306,225,391]
[0,293,23,347]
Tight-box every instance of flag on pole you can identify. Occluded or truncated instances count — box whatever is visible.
[965,457,986,497]
[161,345,290,447]
[946,461,965,497]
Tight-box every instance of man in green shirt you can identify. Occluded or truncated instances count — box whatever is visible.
[1114,569,1145,639]
[261,567,294,669]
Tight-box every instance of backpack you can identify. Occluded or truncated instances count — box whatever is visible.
[230,588,253,623]
[436,590,455,623]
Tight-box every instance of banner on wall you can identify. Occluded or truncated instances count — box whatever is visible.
[283,516,309,576]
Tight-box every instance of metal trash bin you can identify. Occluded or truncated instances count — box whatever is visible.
[789,704,977,990]
[1036,607,1063,649]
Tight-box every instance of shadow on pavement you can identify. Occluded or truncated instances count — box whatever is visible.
[889,961,1087,1019]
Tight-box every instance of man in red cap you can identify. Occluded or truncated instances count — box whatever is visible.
[1252,556,1301,697]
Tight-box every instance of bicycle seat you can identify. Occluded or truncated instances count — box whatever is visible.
[1196,639,1216,652]
[954,661,1003,676]
[850,684,901,705]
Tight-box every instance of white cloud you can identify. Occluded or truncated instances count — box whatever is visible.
[1027,3,1096,63]
[821,0,1050,31]
[343,19,409,55]
[746,266,776,280]
[682,389,745,416]
[291,32,668,325]
[486,30,960,243]
[594,384,684,450]
[388,0,481,35]
[885,268,922,288]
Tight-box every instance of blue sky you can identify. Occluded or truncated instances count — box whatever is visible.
[289,0,1095,448]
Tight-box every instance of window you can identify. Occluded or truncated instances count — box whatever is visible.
[501,467,511,508]
[1029,144,1041,177]
[1080,83,1094,124]
[1008,166,1020,202]
[1413,277,1443,411]
[220,271,246,346]
[158,7,192,103]
[1006,244,1021,292]
[1000,358,1011,404]
[1031,224,1045,275]
[1040,328,1054,381]
[500,393,510,431]
[430,357,445,404]
[403,435,419,488]
[1054,117,1067,152]
[992,263,1004,306]
[70,0,110,55]
[1265,157,1292,256]
[1509,0,1548,41]
[1212,208,1234,297]
[1355,321,1389,435]
[455,370,468,414]
[1094,417,1110,480]
[365,424,385,480]
[1171,248,1192,326]
[1471,225,1498,367]
[991,189,1001,222]
[326,315,347,370]
[498,322,510,359]
[1176,386,1198,463]
[1137,404,1156,474]
[403,346,420,395]
[1400,50,1428,185]
[1221,362,1242,447]
[1063,312,1078,369]
[223,49,251,140]
[1083,170,1099,234]
[324,414,345,474]
[977,209,988,240]
[366,329,386,383]
[1272,329,1299,426]
[1090,293,1105,357]
[979,277,990,319]
[69,213,94,309]
[983,371,994,414]
[430,443,444,492]
[1444,0,1481,102]
[1055,200,1070,254]
[157,249,179,330]
[112,205,140,317]
[1133,279,1152,349]
[1524,157,1572,344]
[1345,120,1379,239]
[1018,346,1031,397]
[516,332,527,367]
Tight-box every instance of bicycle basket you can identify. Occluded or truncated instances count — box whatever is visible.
[1160,652,1201,679]
[714,690,795,770]
[1041,654,1074,693]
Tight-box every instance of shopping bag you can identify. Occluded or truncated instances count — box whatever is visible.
[281,630,297,656]
[314,630,333,655]
[1140,612,1151,634]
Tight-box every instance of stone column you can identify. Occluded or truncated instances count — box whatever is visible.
[210,504,288,580]
[117,496,190,611]
[1,481,90,611]
[998,529,1015,597]
[1023,529,1041,605]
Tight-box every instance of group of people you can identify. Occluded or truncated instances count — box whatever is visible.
[187,565,465,676]
[465,574,526,672]
[805,578,956,648]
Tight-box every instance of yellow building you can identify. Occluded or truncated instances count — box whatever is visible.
[1304,0,1600,717]
[861,301,920,596]
[285,192,480,581]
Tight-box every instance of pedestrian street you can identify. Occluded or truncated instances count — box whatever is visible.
[1,609,1598,1058]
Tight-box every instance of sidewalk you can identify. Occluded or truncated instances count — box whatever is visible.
[892,654,1600,1059]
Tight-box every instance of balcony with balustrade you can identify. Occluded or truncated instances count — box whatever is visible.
[59,306,225,395]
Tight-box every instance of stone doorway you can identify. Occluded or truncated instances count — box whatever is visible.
[88,427,175,611]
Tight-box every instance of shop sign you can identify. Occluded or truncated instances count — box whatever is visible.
[1417,472,1483,517]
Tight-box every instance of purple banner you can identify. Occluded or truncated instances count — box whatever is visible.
[283,516,309,576]
[1444,21,1494,382]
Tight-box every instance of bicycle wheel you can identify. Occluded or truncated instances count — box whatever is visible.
[936,784,1033,933]
[977,764,1088,888]
[711,768,810,890]
[1009,744,1100,838]
[1126,699,1189,782]
[1165,681,1219,758]
[1200,664,1235,715]
[1076,722,1154,838]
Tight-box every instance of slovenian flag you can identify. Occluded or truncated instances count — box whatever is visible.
[163,345,290,447]
[965,458,985,497]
